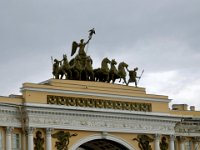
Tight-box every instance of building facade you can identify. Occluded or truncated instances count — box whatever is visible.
[0,79,200,150]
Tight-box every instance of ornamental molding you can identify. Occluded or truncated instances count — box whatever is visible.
[47,95,152,112]
[21,87,171,103]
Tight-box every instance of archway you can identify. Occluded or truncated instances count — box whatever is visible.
[69,134,134,150]
[76,139,129,150]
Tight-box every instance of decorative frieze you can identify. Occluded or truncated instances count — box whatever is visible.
[47,95,152,112]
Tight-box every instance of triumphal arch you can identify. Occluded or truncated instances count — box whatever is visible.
[0,30,200,150]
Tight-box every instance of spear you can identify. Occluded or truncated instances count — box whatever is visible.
[51,56,54,78]
[137,69,144,85]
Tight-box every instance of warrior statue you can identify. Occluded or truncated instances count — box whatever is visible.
[127,67,140,87]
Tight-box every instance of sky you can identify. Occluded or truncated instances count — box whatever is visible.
[0,0,200,110]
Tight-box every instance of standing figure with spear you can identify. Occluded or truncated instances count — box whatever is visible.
[127,67,144,87]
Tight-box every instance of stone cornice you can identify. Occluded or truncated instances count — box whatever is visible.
[21,87,171,103]
[22,102,180,135]
[24,102,180,122]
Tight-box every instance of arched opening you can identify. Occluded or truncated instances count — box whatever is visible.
[76,139,129,150]
[70,134,134,150]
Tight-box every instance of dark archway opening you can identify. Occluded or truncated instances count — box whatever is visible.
[77,139,129,150]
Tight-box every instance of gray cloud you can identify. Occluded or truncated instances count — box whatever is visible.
[0,0,200,109]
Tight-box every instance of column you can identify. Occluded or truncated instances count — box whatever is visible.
[194,142,199,150]
[46,128,52,150]
[27,127,34,150]
[180,137,185,150]
[169,135,175,150]
[154,134,160,150]
[193,137,200,150]
[6,127,13,150]
[22,131,27,150]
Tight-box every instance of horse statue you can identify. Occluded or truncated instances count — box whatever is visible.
[108,59,118,84]
[52,59,61,79]
[94,57,111,82]
[70,55,83,80]
[59,54,72,80]
[83,56,94,81]
[118,62,128,84]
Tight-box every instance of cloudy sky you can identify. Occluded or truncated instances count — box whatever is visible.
[0,0,200,110]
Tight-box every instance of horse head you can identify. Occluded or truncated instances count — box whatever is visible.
[102,57,111,65]
[85,56,93,71]
[119,61,128,69]
[111,59,117,65]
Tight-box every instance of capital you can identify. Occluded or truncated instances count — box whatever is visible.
[154,134,161,140]
[46,128,53,135]
[6,127,13,134]
[26,127,35,135]
[170,135,176,141]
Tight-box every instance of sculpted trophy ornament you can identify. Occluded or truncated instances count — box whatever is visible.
[133,134,154,150]
[52,131,77,150]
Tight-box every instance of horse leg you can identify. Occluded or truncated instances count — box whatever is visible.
[111,74,115,84]
[112,78,115,84]
[119,77,121,83]
[126,79,130,86]
[123,77,127,85]
[67,70,72,80]
[79,71,82,80]
[60,74,63,79]
[91,72,94,81]
[106,74,109,82]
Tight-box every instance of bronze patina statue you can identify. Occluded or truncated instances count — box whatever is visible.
[118,61,128,84]
[94,57,111,82]
[51,29,143,87]
[60,54,72,80]
[52,131,77,150]
[34,131,44,150]
[108,59,118,84]
[71,39,89,57]
[160,137,168,150]
[127,67,140,87]
[52,59,61,79]
[133,135,154,150]
[71,28,95,57]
